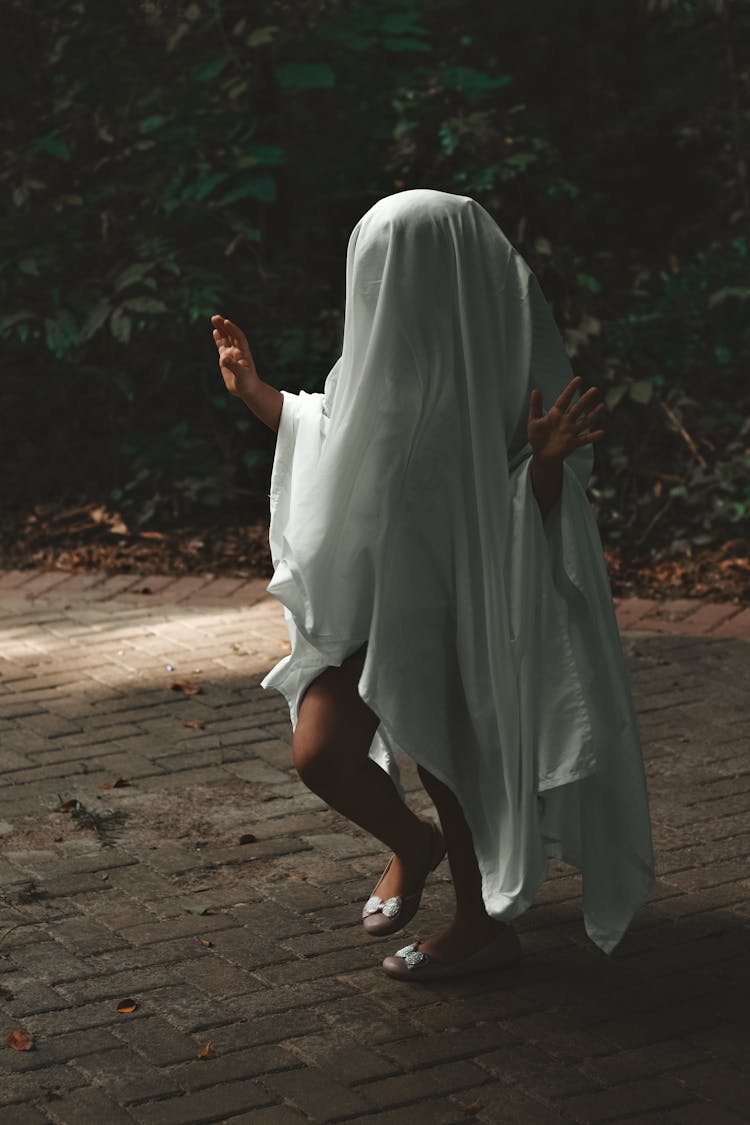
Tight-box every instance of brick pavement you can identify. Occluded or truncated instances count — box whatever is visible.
[0,569,748,1124]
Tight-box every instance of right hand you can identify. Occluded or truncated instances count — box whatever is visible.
[211,315,260,401]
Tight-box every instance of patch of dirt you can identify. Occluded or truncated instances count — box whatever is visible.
[1,502,748,602]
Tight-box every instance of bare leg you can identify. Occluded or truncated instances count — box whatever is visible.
[415,762,511,961]
[293,653,436,902]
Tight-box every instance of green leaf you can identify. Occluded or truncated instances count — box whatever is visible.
[708,286,750,308]
[81,300,111,341]
[247,26,279,47]
[191,56,228,82]
[138,115,170,135]
[381,10,428,34]
[180,172,230,202]
[439,67,512,104]
[382,37,431,52]
[221,175,276,204]
[44,311,79,356]
[122,297,168,314]
[629,380,653,404]
[605,384,629,411]
[247,145,287,166]
[115,263,154,292]
[110,307,132,344]
[33,132,71,161]
[0,310,34,335]
[275,63,335,90]
[577,273,602,294]
[18,258,40,276]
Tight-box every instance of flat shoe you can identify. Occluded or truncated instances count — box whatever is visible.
[381,926,521,981]
[361,818,446,937]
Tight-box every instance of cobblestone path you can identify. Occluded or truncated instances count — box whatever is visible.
[0,571,747,1124]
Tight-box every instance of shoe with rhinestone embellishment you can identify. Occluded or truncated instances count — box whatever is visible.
[382,926,521,981]
[361,819,446,937]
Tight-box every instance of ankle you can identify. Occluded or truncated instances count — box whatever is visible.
[452,912,507,934]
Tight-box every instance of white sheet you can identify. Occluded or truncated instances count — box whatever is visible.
[260,189,655,955]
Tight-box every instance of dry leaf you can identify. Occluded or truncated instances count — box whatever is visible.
[182,719,205,730]
[238,833,257,845]
[57,798,78,812]
[116,998,138,1013]
[170,680,201,695]
[199,938,213,947]
[464,1099,483,1114]
[197,1042,216,1059]
[6,1030,32,1051]
[184,906,210,916]
[101,778,129,789]
[138,530,166,540]
[287,870,309,881]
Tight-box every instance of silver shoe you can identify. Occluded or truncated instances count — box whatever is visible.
[361,819,446,937]
[382,927,522,981]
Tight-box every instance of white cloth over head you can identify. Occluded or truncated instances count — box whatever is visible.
[260,188,655,955]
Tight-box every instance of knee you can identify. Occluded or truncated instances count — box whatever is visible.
[292,733,345,790]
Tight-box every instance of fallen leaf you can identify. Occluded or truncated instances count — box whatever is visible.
[170,680,201,695]
[101,778,129,789]
[116,998,138,1013]
[198,938,213,947]
[138,530,167,540]
[464,1099,483,1114]
[197,1041,216,1059]
[182,719,205,730]
[99,873,109,881]
[287,870,309,881]
[238,833,257,845]
[5,1030,32,1051]
[184,905,211,915]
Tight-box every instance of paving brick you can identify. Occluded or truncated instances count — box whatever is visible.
[357,1060,493,1109]
[220,1106,309,1125]
[451,1082,576,1123]
[72,1045,182,1105]
[169,1044,301,1092]
[0,1105,53,1125]
[284,1030,398,1083]
[131,1079,273,1123]
[259,1065,375,1117]
[560,1078,698,1122]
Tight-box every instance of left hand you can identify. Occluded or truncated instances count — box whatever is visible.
[528,375,607,462]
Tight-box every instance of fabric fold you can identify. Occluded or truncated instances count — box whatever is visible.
[259,188,655,955]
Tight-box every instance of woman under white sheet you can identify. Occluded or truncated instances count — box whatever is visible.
[210,188,655,982]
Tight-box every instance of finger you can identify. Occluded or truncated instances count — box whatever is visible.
[554,375,583,414]
[222,317,249,354]
[568,385,600,416]
[574,401,607,429]
[577,429,606,445]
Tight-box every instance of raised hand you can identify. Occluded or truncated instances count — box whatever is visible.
[528,375,607,463]
[211,315,260,402]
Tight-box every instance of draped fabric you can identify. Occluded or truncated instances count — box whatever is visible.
[260,189,655,955]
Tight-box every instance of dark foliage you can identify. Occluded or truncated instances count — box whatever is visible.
[2,0,749,560]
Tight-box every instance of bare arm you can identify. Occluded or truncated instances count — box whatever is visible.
[211,315,283,433]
